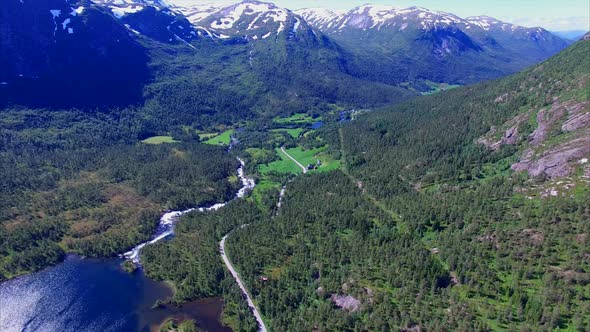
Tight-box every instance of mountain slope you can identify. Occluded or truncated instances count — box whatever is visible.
[93,0,198,44]
[336,35,589,330]
[0,0,150,108]
[298,5,570,88]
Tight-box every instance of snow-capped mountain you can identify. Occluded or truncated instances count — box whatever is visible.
[1,0,571,109]
[93,0,168,17]
[297,4,569,86]
[170,2,230,26]
[298,5,468,32]
[92,0,197,44]
[172,0,318,41]
[299,4,562,41]
[293,8,343,31]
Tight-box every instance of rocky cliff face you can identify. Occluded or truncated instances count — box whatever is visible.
[479,83,589,196]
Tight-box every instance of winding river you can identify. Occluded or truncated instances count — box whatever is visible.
[124,158,255,265]
[0,157,256,332]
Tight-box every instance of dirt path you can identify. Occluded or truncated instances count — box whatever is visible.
[280,146,308,174]
[220,232,268,332]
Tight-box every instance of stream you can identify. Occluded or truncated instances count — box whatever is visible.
[0,157,256,332]
[124,158,255,264]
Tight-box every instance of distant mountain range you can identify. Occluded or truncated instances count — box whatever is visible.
[295,5,570,86]
[552,30,589,41]
[0,0,572,108]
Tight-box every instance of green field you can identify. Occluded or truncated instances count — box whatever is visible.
[284,147,322,166]
[283,147,341,172]
[259,148,304,174]
[142,136,179,144]
[198,132,219,140]
[259,146,340,174]
[250,179,281,207]
[422,81,461,95]
[273,113,321,125]
[204,130,234,145]
[270,128,305,138]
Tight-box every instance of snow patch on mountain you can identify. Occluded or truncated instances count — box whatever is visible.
[294,8,342,30]
[168,1,231,23]
[110,5,144,18]
[70,6,84,16]
[50,9,61,18]
[210,2,288,30]
[50,10,61,37]
[465,16,523,31]
[62,18,71,30]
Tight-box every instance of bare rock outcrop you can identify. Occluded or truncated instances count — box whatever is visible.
[561,100,590,132]
[511,136,590,178]
[477,113,529,151]
[509,99,590,179]
[479,99,589,180]
[330,294,361,312]
[520,229,545,246]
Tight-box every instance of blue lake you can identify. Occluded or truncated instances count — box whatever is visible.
[0,255,230,332]
[310,121,324,129]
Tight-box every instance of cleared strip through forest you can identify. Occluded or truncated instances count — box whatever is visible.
[220,232,267,332]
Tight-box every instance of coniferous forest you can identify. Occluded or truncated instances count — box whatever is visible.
[1,1,588,331]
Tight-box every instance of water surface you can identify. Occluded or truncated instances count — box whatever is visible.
[0,255,229,332]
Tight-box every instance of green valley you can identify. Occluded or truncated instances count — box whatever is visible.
[0,1,588,331]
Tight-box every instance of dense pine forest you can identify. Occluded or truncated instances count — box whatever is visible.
[0,107,240,280]
[0,2,588,330]
[222,37,589,331]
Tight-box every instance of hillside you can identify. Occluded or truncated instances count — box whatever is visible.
[0,0,150,107]
[333,34,590,330]
[141,34,590,332]
[2,0,571,112]
[298,5,570,89]
[342,34,589,199]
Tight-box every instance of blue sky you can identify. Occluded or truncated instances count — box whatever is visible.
[178,0,590,31]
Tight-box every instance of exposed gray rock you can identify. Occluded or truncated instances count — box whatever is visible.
[504,125,519,145]
[330,294,361,312]
[477,113,528,150]
[562,112,590,131]
[561,100,590,132]
[495,93,509,103]
[401,324,422,332]
[511,136,590,178]
[521,229,544,246]
[316,286,325,296]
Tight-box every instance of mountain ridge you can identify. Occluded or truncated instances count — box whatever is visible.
[0,0,572,109]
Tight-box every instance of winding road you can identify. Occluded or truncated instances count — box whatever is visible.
[219,148,305,331]
[280,146,308,173]
[220,232,268,332]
